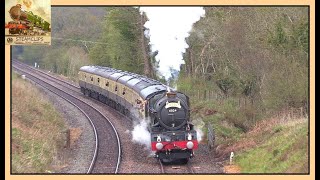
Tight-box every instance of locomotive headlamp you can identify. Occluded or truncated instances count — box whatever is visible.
[156,142,164,150]
[157,135,161,142]
[187,141,194,149]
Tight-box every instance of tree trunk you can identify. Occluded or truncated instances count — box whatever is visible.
[139,13,152,78]
[189,47,194,76]
[199,36,214,75]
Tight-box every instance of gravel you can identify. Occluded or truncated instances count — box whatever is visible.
[24,79,96,174]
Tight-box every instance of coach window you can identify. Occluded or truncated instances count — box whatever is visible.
[97,78,100,83]
[91,76,93,81]
[122,88,126,95]
[115,85,118,91]
[106,81,109,87]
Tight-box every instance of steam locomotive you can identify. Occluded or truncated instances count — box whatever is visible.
[79,66,198,163]
[5,4,50,35]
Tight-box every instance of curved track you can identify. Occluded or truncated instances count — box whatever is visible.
[13,60,80,92]
[12,60,226,174]
[13,64,121,174]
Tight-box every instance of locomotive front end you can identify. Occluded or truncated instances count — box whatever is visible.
[150,89,198,163]
[151,130,198,161]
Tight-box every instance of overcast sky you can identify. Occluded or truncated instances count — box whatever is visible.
[140,7,205,79]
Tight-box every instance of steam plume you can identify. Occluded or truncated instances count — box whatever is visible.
[140,7,205,79]
[130,109,151,149]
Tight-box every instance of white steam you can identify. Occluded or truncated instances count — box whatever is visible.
[130,109,151,149]
[193,118,205,142]
[131,119,151,148]
[195,126,204,142]
[140,7,205,79]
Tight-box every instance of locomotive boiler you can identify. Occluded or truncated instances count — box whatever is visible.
[78,65,198,163]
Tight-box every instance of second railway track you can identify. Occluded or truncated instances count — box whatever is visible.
[13,60,80,93]
[13,64,121,174]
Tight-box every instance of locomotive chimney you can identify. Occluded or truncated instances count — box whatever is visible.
[166,86,177,98]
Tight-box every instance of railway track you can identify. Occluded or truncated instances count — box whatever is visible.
[159,160,196,174]
[13,64,121,174]
[13,60,80,92]
[12,60,226,174]
[13,61,124,117]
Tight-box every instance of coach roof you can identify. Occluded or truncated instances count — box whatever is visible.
[79,65,167,99]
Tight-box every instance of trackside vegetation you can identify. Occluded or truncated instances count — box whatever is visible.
[182,7,308,173]
[11,72,66,173]
[235,118,308,173]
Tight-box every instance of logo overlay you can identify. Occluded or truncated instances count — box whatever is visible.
[5,0,51,45]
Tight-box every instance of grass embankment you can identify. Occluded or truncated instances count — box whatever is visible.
[12,72,66,173]
[191,101,308,173]
[235,118,308,173]
[191,100,244,146]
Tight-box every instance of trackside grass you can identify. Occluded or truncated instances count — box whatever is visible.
[190,100,308,173]
[11,72,66,173]
[235,118,308,173]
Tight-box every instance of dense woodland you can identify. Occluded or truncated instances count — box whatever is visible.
[13,7,159,81]
[13,7,309,132]
[178,7,308,131]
